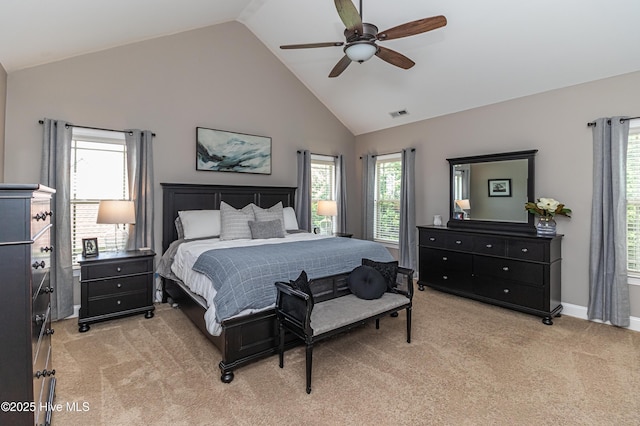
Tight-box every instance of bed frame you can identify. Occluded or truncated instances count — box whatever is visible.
[160,182,301,383]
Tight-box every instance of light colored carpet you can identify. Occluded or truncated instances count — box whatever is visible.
[52,288,640,425]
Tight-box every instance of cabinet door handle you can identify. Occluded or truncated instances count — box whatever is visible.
[503,288,510,294]
[502,266,509,272]
[521,248,529,253]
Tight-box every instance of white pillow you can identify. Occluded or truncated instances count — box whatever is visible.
[178,210,221,240]
[220,202,255,240]
[252,202,286,234]
[283,207,299,230]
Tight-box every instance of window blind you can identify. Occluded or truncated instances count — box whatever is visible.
[374,153,402,243]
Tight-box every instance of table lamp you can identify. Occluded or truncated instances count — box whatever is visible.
[97,200,136,251]
[317,200,337,235]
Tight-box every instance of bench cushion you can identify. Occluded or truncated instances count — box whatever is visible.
[310,293,409,335]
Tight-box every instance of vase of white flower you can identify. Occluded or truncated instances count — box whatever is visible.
[524,197,571,236]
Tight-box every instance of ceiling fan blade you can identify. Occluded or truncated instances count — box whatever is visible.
[377,15,447,41]
[329,55,352,78]
[280,42,344,50]
[375,46,415,69]
[334,0,363,34]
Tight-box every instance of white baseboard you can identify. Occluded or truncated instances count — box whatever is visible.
[64,304,80,319]
[561,302,640,332]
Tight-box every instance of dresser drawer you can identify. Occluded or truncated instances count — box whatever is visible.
[419,228,447,248]
[31,200,52,238]
[87,274,150,297]
[420,247,472,272]
[423,268,473,293]
[445,233,474,251]
[474,279,545,311]
[474,256,544,286]
[87,291,149,317]
[473,235,506,256]
[507,239,546,262]
[83,258,152,280]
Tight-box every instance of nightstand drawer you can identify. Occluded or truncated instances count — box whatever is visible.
[87,275,150,297]
[83,258,152,280]
[87,291,149,317]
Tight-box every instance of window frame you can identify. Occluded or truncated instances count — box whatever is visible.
[374,152,402,245]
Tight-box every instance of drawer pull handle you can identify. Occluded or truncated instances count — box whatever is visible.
[442,275,448,280]
[41,246,54,252]
[117,267,122,272]
[521,248,528,253]
[34,314,46,324]
[455,240,462,244]
[36,369,56,379]
[442,256,448,261]
[503,288,510,294]
[42,286,55,294]
[117,300,122,305]
[502,266,509,272]
[32,261,46,269]
[45,328,55,336]
[117,283,122,288]
[429,237,436,241]
[486,244,492,248]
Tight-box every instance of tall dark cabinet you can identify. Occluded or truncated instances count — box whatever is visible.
[0,184,57,426]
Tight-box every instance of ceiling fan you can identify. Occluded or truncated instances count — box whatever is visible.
[280,0,447,78]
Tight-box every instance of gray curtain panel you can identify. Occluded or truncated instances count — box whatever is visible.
[40,118,74,321]
[361,154,376,240]
[399,148,417,271]
[125,130,155,250]
[588,116,630,327]
[295,150,312,232]
[336,154,347,233]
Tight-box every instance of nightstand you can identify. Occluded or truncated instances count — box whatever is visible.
[78,250,155,332]
[333,232,353,238]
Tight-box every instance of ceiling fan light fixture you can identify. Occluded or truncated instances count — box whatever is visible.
[344,41,377,63]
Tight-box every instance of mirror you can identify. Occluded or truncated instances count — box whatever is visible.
[447,150,537,232]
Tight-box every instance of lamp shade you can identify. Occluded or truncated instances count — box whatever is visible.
[456,199,471,210]
[97,200,136,224]
[317,200,338,217]
[345,42,377,62]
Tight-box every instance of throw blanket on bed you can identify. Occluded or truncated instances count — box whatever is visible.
[192,237,394,322]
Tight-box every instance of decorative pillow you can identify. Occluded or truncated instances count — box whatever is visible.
[253,202,286,234]
[248,219,285,239]
[177,210,221,240]
[347,265,387,300]
[362,258,399,291]
[283,207,300,231]
[290,270,314,308]
[280,271,313,322]
[175,216,185,239]
[219,202,255,240]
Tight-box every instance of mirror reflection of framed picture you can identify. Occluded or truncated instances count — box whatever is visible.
[488,178,512,197]
[82,237,99,257]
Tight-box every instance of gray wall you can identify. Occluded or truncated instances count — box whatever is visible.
[355,70,640,318]
[3,21,356,253]
[0,62,6,182]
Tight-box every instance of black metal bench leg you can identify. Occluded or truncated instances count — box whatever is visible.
[406,306,412,344]
[306,343,313,394]
[279,323,285,368]
[375,318,380,329]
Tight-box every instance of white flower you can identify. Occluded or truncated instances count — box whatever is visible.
[537,197,559,213]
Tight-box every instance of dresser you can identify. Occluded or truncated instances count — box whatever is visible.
[0,184,56,426]
[78,250,155,332]
[417,225,562,324]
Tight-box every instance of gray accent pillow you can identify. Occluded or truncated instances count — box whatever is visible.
[248,219,285,239]
[252,202,286,235]
[175,217,184,240]
[220,202,255,240]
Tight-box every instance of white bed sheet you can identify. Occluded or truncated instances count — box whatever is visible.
[171,232,332,336]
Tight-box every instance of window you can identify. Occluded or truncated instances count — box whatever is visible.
[71,129,128,263]
[627,119,640,277]
[311,154,336,234]
[374,153,402,244]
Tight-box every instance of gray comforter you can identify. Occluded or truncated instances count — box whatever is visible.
[192,237,394,321]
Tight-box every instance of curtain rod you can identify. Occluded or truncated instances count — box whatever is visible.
[359,148,415,159]
[587,116,640,127]
[297,150,338,158]
[38,120,156,137]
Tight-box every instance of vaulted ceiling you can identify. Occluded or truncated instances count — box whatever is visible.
[2,0,639,135]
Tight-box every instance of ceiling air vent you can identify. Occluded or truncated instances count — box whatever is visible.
[390,109,409,118]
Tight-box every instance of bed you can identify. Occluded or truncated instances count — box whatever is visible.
[159,183,397,383]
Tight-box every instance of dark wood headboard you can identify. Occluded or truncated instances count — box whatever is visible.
[161,183,297,253]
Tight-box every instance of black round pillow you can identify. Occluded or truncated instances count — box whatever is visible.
[347,265,387,300]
